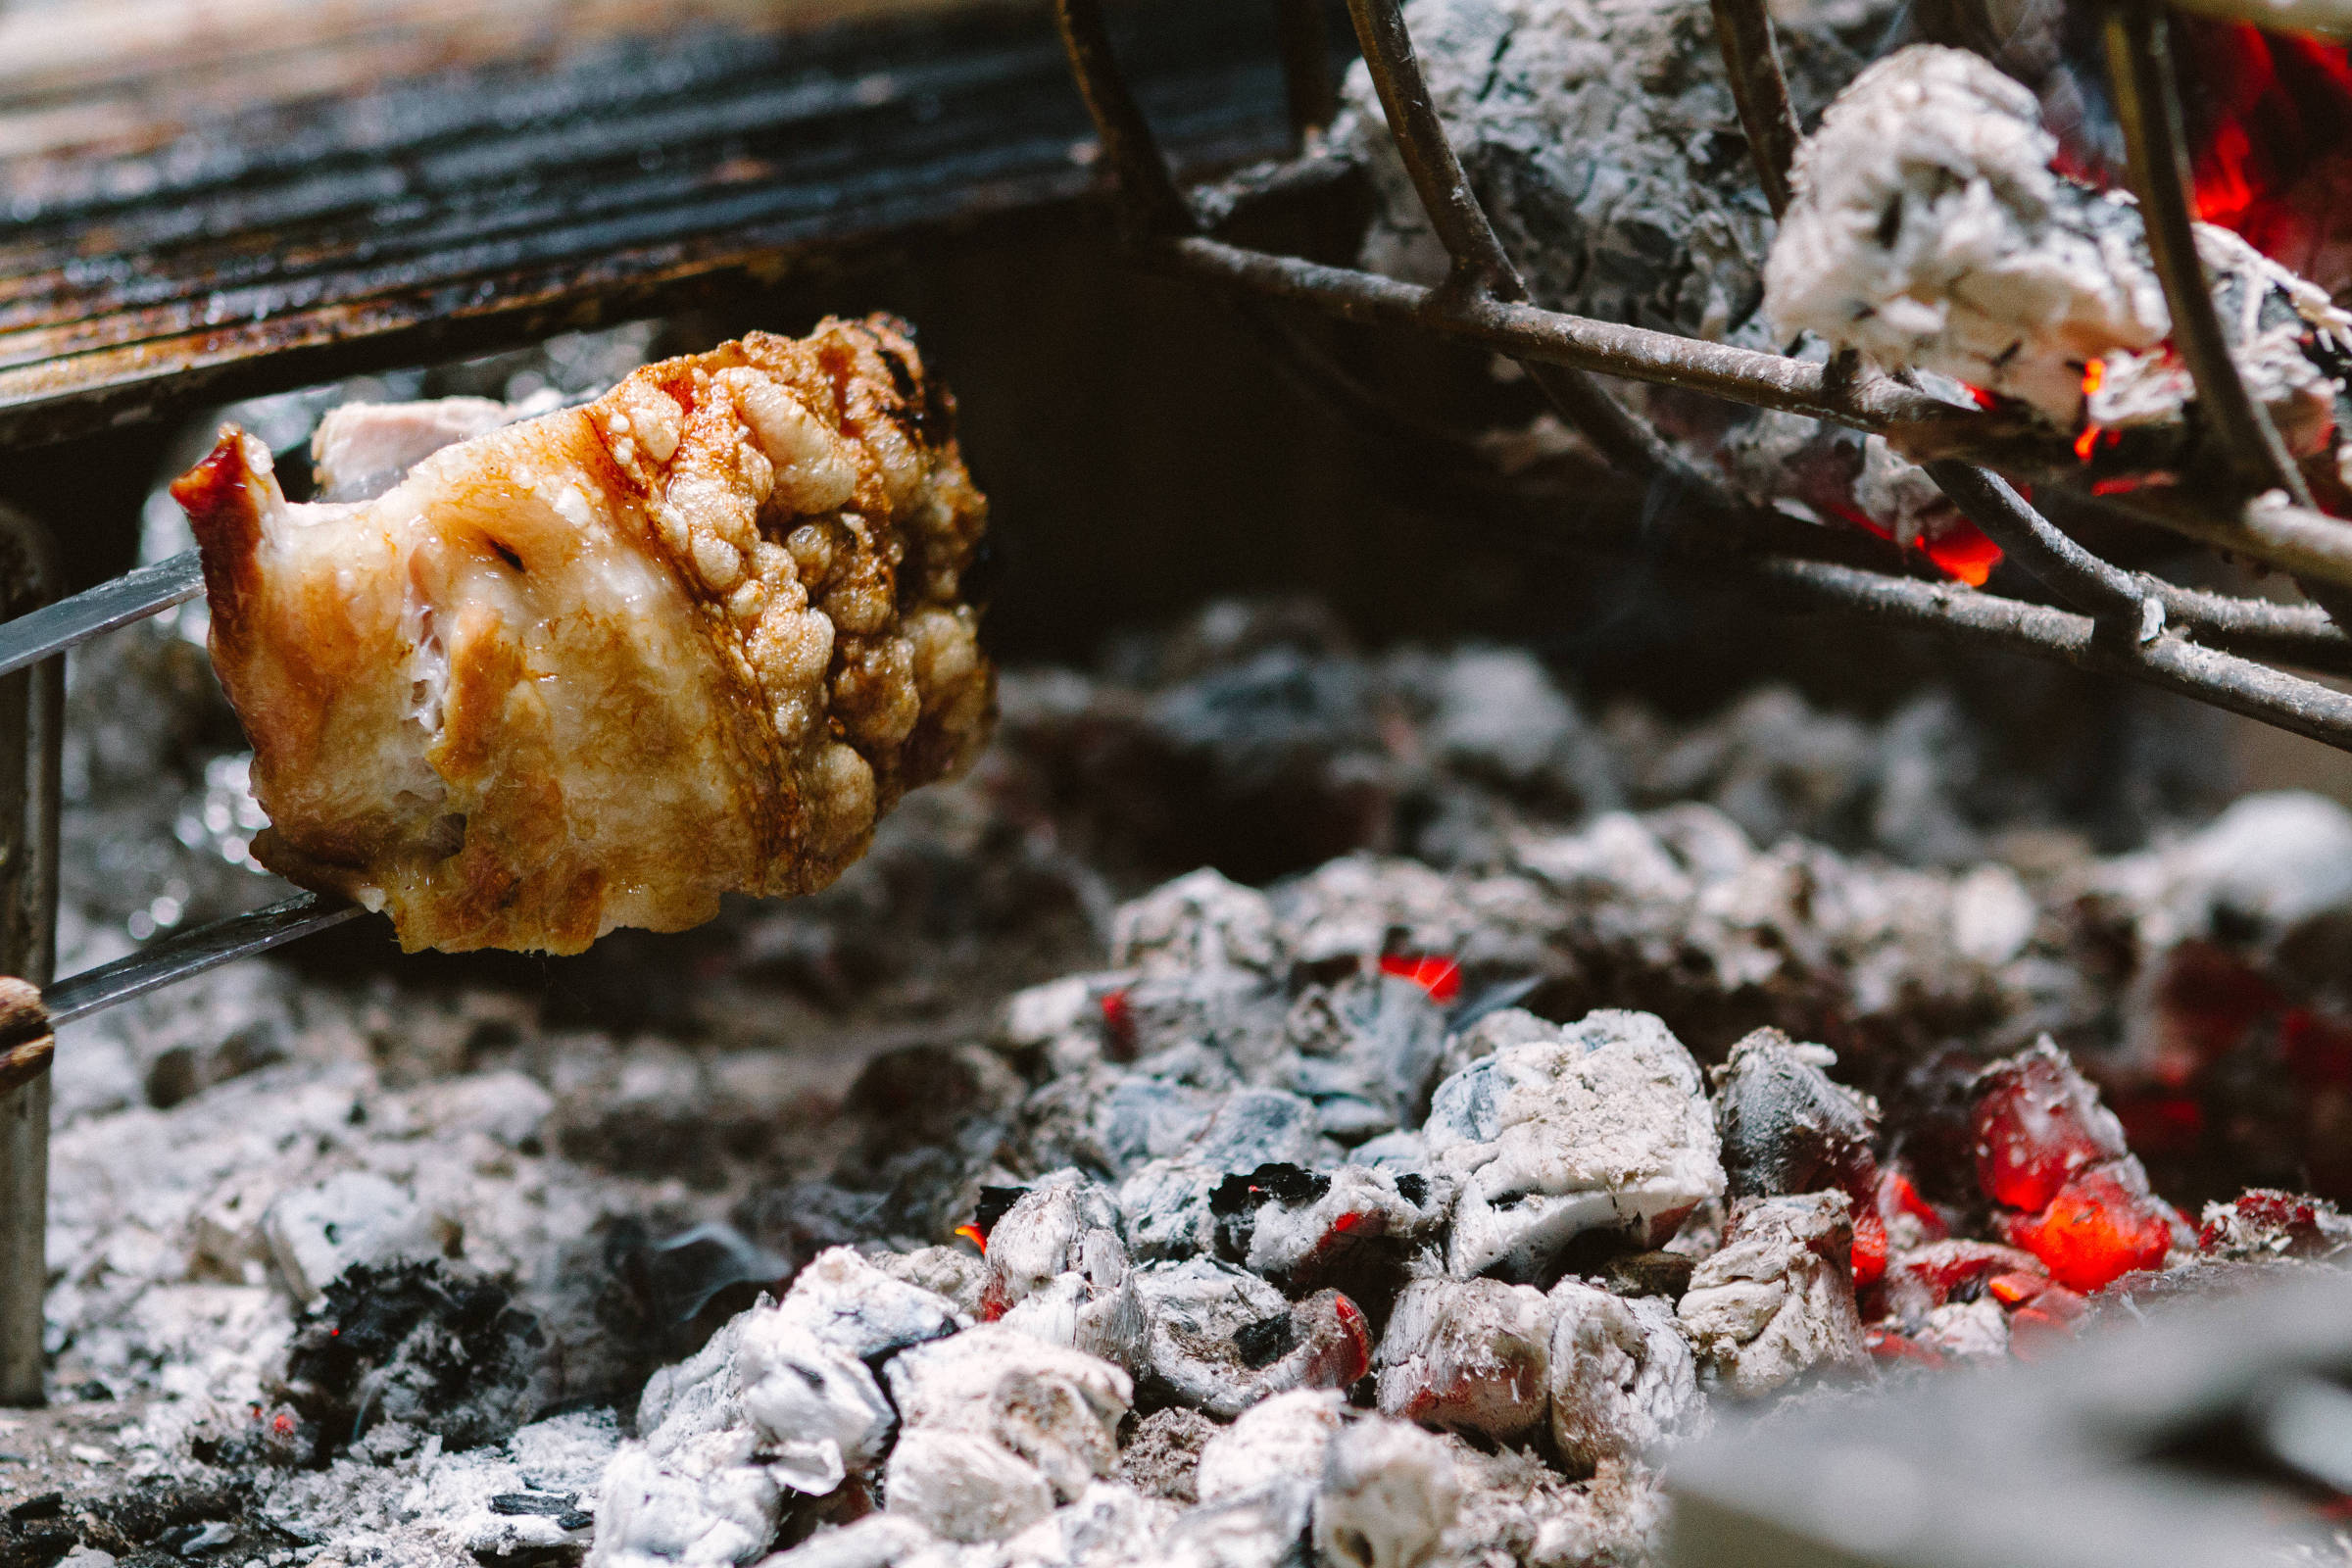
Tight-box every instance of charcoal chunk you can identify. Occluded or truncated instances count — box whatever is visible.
[282,1258,548,1453]
[1711,1029,1879,1201]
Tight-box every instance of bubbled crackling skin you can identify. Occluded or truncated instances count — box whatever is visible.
[172,316,993,955]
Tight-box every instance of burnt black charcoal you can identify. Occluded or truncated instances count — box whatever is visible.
[33,1478,267,1561]
[1396,1174,1431,1206]
[489,1493,578,1516]
[282,1259,548,1453]
[1233,1312,1300,1370]
[973,1185,1029,1239]
[1210,1163,1332,1215]
[628,1222,790,1323]
[1885,1046,1994,1209]
[1599,1250,1697,1300]
[1714,1030,1878,1200]
[6,1494,63,1521]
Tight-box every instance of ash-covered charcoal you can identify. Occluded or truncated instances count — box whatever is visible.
[1374,1277,1554,1444]
[1712,1030,1880,1202]
[980,1172,1126,1311]
[1336,0,1888,350]
[1195,1387,1348,1507]
[881,1324,1132,1541]
[1129,1259,1373,1419]
[2199,1190,2352,1260]
[1545,1282,1704,1473]
[1112,868,1285,980]
[591,1256,969,1566]
[1184,1391,1462,1568]
[1423,1010,1723,1281]
[1677,1193,1869,1397]
[281,1258,551,1454]
[1239,1162,1448,1298]
[1281,973,1451,1143]
[1768,45,2168,418]
[1312,1417,1465,1568]
[1769,42,2352,458]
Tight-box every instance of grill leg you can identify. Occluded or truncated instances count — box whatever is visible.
[0,507,63,1406]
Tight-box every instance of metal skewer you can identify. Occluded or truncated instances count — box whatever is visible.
[0,551,200,680]
[44,893,363,1027]
[0,539,369,1403]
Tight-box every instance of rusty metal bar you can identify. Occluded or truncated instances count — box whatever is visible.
[1053,0,1199,235]
[1709,0,1801,217]
[0,506,60,1407]
[1754,557,2352,750]
[1925,462,2150,623]
[1339,0,1520,296]
[1160,233,1956,426]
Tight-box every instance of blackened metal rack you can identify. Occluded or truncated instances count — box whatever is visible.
[1053,0,2352,751]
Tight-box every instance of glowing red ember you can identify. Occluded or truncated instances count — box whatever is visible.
[2003,1167,2176,1292]
[2182,19,2352,295]
[1099,987,1136,1056]
[1379,953,1462,1004]
[1852,1207,1888,1289]
[1973,1042,2130,1212]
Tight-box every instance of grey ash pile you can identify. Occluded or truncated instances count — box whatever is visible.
[10,586,2352,1566]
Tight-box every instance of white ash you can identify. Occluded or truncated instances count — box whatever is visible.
[1374,1276,1554,1444]
[1423,1009,1723,1280]
[1185,1392,1461,1568]
[1767,45,2166,418]
[1312,1416,1463,1568]
[1544,1283,1704,1471]
[1914,1297,2011,1360]
[1335,0,1889,349]
[1769,43,2352,437]
[1195,1387,1348,1507]
[1677,1192,1869,1397]
[881,1324,1132,1536]
[260,1408,619,1567]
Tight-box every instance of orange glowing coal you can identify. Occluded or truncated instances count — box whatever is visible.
[2182,20,2352,296]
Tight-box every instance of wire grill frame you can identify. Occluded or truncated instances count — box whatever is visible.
[1054,0,2352,753]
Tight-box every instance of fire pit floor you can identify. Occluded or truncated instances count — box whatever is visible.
[3,594,2347,1568]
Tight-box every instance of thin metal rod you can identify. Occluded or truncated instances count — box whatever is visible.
[2105,489,2352,596]
[2104,1,2312,508]
[0,551,201,681]
[45,894,364,1028]
[1052,0,1198,236]
[1275,0,1339,143]
[1755,557,2352,749]
[1162,233,1956,427]
[1341,0,1523,297]
[1925,462,2148,621]
[1710,0,1802,218]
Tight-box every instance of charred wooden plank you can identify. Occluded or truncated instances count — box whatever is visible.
[0,1,1298,448]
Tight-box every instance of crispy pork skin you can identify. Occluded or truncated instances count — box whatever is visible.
[172,316,992,955]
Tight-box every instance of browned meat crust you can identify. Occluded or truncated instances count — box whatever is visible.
[172,316,993,954]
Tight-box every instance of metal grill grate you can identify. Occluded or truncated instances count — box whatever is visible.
[1053,0,2352,755]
